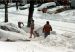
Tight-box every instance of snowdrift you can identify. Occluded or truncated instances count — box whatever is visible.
[0,22,26,34]
[32,32,75,50]
[0,29,27,41]
[30,27,75,50]
[0,22,28,41]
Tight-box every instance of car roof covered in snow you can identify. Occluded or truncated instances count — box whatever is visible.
[38,2,56,10]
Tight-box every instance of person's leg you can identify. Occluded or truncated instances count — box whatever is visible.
[30,29,32,38]
[44,32,50,38]
[29,29,33,38]
[30,33,32,38]
[33,31,36,38]
[44,32,47,38]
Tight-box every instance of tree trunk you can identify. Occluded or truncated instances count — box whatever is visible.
[5,1,8,22]
[27,1,34,27]
[16,0,18,10]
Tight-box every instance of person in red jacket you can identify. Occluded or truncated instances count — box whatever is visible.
[43,21,52,38]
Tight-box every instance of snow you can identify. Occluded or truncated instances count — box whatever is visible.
[0,21,33,41]
[19,4,38,10]
[0,22,26,34]
[19,4,30,9]
[47,6,64,14]
[0,3,16,9]
[0,22,29,41]
[0,4,75,52]
[0,41,70,52]
[38,2,56,11]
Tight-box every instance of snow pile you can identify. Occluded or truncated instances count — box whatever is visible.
[0,22,26,35]
[0,29,27,41]
[0,22,28,41]
[32,32,75,50]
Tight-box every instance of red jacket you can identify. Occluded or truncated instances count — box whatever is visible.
[43,24,52,32]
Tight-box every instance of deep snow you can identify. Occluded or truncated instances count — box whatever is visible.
[0,5,75,52]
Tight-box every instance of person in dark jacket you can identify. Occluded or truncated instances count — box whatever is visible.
[43,21,52,38]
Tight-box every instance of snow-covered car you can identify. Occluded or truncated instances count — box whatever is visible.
[37,2,56,11]
[19,4,38,10]
[47,6,64,14]
[19,4,30,10]
[8,3,16,7]
[0,3,16,9]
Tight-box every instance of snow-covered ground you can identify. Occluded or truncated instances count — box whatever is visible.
[1,41,73,52]
[0,6,75,52]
